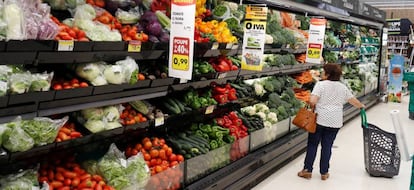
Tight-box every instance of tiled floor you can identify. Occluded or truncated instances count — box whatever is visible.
[253,95,413,190]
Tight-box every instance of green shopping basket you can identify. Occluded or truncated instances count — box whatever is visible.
[360,109,401,178]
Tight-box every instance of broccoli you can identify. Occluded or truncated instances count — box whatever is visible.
[277,106,288,120]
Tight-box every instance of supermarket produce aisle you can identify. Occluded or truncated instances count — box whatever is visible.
[253,96,413,190]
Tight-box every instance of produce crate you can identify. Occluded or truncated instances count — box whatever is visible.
[54,86,94,100]
[9,143,56,162]
[92,41,126,51]
[250,123,278,151]
[8,91,55,105]
[275,117,291,139]
[7,40,55,51]
[145,163,184,190]
[0,149,9,165]
[230,135,250,161]
[186,143,231,184]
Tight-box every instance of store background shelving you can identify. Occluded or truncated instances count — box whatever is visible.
[0,0,386,189]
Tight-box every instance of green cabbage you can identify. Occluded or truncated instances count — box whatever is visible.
[0,169,39,190]
[105,122,122,130]
[104,106,120,122]
[104,65,125,84]
[81,107,105,120]
[84,120,105,133]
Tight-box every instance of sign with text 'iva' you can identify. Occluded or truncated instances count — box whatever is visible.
[306,18,327,64]
[241,5,267,71]
[168,0,195,80]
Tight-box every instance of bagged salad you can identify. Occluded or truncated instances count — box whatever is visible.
[83,143,150,190]
[2,118,35,152]
[0,168,41,190]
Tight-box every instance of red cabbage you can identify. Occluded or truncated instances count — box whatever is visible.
[146,21,162,36]
[158,32,169,43]
[148,35,160,42]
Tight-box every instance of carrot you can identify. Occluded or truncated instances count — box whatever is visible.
[280,12,294,28]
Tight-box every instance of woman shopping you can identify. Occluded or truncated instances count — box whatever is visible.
[297,64,365,180]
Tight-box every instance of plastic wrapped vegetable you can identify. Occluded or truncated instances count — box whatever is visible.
[9,72,31,94]
[29,72,53,92]
[115,56,139,84]
[84,119,105,133]
[103,106,121,122]
[115,8,141,24]
[81,107,105,120]
[20,116,68,146]
[2,119,35,152]
[4,0,25,40]
[0,168,40,190]
[104,65,125,84]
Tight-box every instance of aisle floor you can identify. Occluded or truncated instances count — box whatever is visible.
[252,96,413,190]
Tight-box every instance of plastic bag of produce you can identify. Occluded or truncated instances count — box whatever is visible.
[4,0,25,40]
[76,62,108,85]
[29,72,54,92]
[115,8,141,24]
[8,72,32,94]
[104,65,125,84]
[2,118,35,152]
[20,116,68,146]
[0,168,40,190]
[116,56,139,85]
[93,143,150,190]
[0,123,7,147]
[103,105,122,122]
[0,1,7,41]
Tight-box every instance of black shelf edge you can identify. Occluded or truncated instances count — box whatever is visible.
[0,52,37,65]
[37,90,167,116]
[0,112,36,124]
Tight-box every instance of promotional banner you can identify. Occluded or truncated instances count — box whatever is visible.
[241,5,267,71]
[306,18,327,64]
[388,55,404,103]
[168,0,196,80]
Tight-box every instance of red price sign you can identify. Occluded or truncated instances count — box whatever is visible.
[172,37,190,71]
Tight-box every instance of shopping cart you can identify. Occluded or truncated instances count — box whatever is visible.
[360,109,401,178]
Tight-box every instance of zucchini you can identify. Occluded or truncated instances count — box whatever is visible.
[188,135,210,149]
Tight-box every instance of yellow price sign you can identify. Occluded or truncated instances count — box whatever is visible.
[58,40,74,51]
[307,44,322,59]
[172,54,189,71]
[128,40,142,52]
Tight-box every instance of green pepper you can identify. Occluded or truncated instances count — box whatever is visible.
[223,135,235,143]
[199,124,212,133]
[209,131,223,140]
[212,125,230,134]
[199,97,209,107]
[190,99,202,109]
[209,98,218,105]
[190,123,199,131]
[198,64,210,74]
[217,139,225,147]
[210,140,219,149]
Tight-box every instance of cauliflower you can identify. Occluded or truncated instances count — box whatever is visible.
[254,82,266,96]
[263,121,272,128]
[254,103,269,113]
[241,106,256,116]
[267,112,278,124]
[256,112,266,120]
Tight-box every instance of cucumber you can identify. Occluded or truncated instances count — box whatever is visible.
[162,101,181,114]
[173,98,186,112]
[166,98,181,113]
[188,135,210,149]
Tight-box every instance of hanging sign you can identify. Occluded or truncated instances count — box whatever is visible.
[388,55,404,103]
[168,0,196,80]
[306,18,327,64]
[241,5,267,71]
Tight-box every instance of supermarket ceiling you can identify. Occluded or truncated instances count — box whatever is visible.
[360,0,414,9]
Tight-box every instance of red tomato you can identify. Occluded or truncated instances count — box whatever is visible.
[55,173,65,182]
[64,178,71,186]
[63,171,77,179]
[53,84,63,90]
[177,155,184,162]
[71,78,79,84]
[79,82,89,87]
[169,154,177,162]
[49,181,63,188]
[77,30,86,39]
[71,178,80,187]
[63,85,72,89]
[68,30,77,38]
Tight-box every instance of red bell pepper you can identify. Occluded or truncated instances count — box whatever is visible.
[228,89,237,101]
[213,94,228,104]
[213,86,229,94]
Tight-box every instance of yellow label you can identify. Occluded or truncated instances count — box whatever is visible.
[128,41,142,52]
[155,117,164,127]
[245,6,267,20]
[172,54,190,71]
[58,40,74,51]
[307,47,322,59]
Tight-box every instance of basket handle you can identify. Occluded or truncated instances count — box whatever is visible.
[360,108,368,128]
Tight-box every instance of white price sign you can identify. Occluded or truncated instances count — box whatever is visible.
[58,40,74,51]
[168,0,196,80]
[305,18,327,64]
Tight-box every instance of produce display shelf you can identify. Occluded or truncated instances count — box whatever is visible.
[0,52,37,65]
[37,88,168,116]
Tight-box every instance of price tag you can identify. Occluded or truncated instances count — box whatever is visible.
[120,159,127,167]
[155,117,164,127]
[232,44,239,49]
[179,78,188,83]
[212,42,219,50]
[226,43,233,49]
[128,40,142,52]
[307,44,322,59]
[58,40,74,51]
[205,105,215,114]
[218,72,227,79]
[172,54,189,71]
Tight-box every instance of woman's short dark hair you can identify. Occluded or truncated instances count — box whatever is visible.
[323,64,342,81]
